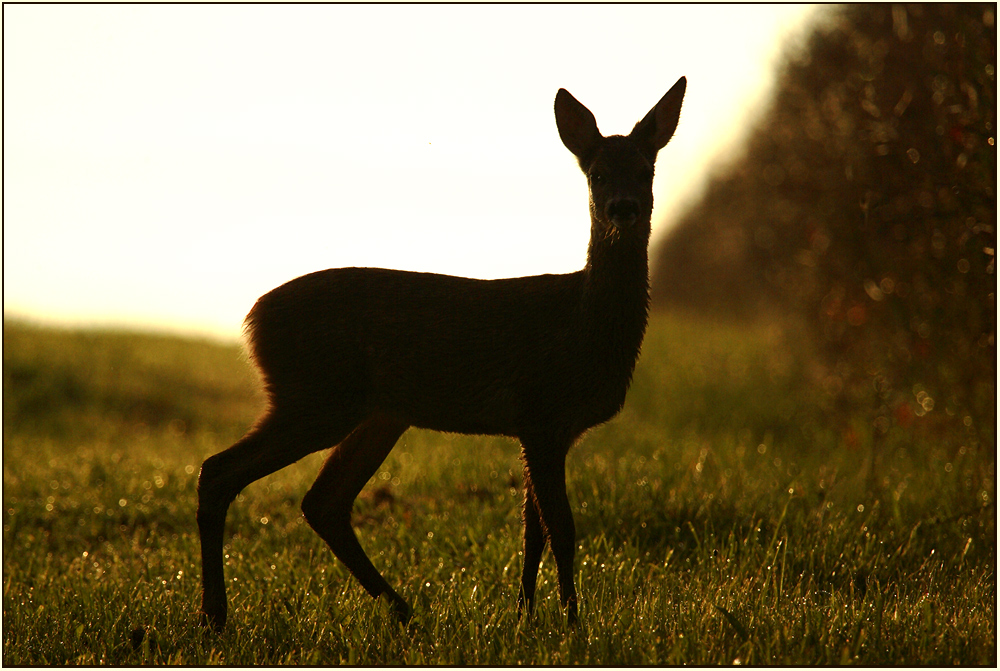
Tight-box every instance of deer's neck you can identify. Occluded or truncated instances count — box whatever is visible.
[581,228,651,381]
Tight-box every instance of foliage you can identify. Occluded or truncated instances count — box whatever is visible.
[652,4,996,435]
[2,320,994,665]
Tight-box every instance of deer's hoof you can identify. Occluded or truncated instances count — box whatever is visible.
[393,599,413,625]
[566,599,579,627]
[199,604,227,633]
[516,595,535,621]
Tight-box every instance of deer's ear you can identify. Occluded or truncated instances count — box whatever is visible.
[630,77,686,159]
[555,89,602,162]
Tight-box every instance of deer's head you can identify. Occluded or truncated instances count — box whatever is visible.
[555,78,686,246]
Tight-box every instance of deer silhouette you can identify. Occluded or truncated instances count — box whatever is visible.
[197,77,686,630]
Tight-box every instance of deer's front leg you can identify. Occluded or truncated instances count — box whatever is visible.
[518,481,545,618]
[520,437,578,624]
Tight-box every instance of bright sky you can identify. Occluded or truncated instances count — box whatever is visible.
[4,4,821,340]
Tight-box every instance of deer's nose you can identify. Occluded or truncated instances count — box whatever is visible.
[606,198,639,228]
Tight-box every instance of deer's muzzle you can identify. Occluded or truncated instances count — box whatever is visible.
[605,198,640,229]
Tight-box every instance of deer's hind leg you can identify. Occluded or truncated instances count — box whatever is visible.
[301,414,411,621]
[198,409,359,631]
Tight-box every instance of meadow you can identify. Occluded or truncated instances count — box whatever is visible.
[2,315,994,665]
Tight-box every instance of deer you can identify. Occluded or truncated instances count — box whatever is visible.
[197,77,686,631]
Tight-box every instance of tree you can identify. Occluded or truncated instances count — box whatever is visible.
[652,4,995,442]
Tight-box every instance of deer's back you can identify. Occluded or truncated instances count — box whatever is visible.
[244,267,603,436]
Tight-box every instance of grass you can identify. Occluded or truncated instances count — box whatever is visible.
[2,315,995,665]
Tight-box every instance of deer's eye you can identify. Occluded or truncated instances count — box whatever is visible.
[590,171,604,184]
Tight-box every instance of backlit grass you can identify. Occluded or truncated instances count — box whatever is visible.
[2,316,994,664]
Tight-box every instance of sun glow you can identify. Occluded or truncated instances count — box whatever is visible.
[4,4,820,339]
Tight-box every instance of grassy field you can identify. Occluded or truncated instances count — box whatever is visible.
[2,315,995,665]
